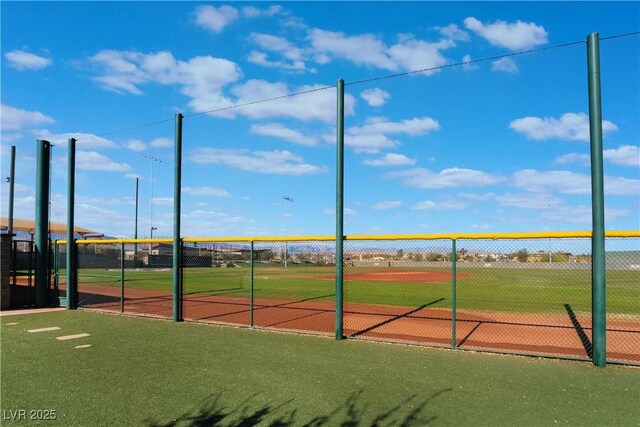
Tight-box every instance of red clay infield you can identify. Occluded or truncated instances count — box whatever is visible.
[58,282,640,364]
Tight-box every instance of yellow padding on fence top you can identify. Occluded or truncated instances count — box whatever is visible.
[347,230,640,240]
[53,230,639,245]
[182,235,336,243]
[68,238,173,245]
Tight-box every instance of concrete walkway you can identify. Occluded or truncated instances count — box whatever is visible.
[0,307,66,317]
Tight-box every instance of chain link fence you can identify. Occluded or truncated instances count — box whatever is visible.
[182,241,251,325]
[57,233,638,365]
[252,241,335,334]
[605,237,640,364]
[344,239,452,346]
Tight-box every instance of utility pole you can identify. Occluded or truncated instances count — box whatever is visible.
[141,154,164,241]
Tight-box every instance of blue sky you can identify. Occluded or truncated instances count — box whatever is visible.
[1,1,639,239]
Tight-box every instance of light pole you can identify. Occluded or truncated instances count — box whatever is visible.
[283,196,293,268]
[140,154,165,241]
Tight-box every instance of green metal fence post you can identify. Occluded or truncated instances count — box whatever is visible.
[587,32,607,367]
[451,239,457,349]
[53,241,59,298]
[134,177,139,268]
[120,242,125,313]
[335,79,345,340]
[8,146,16,237]
[250,241,254,328]
[35,139,51,308]
[66,138,77,310]
[173,113,183,322]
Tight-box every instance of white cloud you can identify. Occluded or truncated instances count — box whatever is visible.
[89,50,356,123]
[604,145,640,167]
[1,104,55,131]
[387,38,450,74]
[75,151,131,172]
[464,17,548,50]
[1,132,23,142]
[150,137,173,148]
[360,88,390,107]
[510,113,618,141]
[462,54,477,71]
[251,33,305,61]
[124,139,146,152]
[495,192,565,209]
[411,200,466,210]
[125,173,141,180]
[349,116,440,136]
[512,169,639,196]
[89,50,242,113]
[388,167,506,189]
[153,197,174,206]
[5,50,52,71]
[227,80,354,122]
[336,116,440,153]
[242,5,283,18]
[183,186,230,197]
[34,130,117,150]
[250,123,317,146]
[189,148,326,175]
[248,33,312,72]
[457,192,497,202]
[541,205,631,224]
[323,208,356,215]
[247,51,311,72]
[337,133,397,154]
[436,24,470,41]
[372,201,402,210]
[195,5,239,33]
[555,153,590,166]
[363,153,417,167]
[471,224,491,230]
[308,29,449,73]
[492,57,518,74]
[309,28,396,70]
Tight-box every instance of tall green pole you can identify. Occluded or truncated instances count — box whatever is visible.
[134,177,139,267]
[66,138,77,309]
[451,239,457,349]
[35,139,51,307]
[335,79,345,340]
[120,242,125,313]
[8,146,16,237]
[173,113,183,322]
[587,32,606,367]
[250,241,254,328]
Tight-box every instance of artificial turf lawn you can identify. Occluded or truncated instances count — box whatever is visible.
[1,310,639,426]
[68,265,640,315]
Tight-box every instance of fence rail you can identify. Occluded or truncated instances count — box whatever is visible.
[49,231,640,366]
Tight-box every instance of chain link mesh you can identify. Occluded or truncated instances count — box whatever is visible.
[65,234,638,365]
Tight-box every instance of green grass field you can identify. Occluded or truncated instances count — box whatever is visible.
[2,310,639,426]
[68,265,640,315]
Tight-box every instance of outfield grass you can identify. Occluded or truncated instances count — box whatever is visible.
[1,310,639,426]
[70,265,640,315]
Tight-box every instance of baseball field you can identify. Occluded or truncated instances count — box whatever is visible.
[57,263,640,363]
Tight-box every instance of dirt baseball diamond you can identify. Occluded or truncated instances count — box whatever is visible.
[50,281,640,364]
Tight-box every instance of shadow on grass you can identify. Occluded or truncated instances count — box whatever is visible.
[147,388,452,427]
